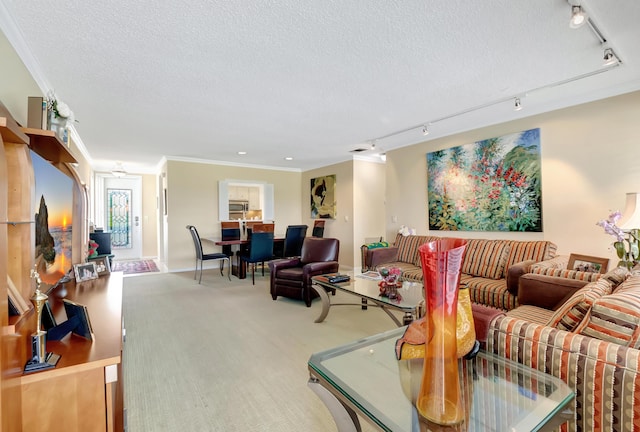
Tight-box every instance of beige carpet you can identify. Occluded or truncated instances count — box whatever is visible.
[123,270,399,431]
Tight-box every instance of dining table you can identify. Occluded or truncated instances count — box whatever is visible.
[202,234,285,279]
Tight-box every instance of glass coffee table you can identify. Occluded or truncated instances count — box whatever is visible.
[311,274,424,326]
[308,327,574,432]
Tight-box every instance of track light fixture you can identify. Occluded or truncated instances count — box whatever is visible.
[603,48,619,66]
[370,140,376,150]
[422,125,429,136]
[514,98,523,111]
[569,5,587,29]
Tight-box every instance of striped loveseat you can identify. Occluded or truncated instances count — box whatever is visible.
[361,233,557,310]
[488,268,640,431]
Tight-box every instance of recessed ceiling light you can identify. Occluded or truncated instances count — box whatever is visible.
[237,151,247,155]
[284,157,293,161]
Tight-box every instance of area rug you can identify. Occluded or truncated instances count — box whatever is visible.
[111,260,159,275]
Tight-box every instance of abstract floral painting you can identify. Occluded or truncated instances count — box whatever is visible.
[427,128,542,232]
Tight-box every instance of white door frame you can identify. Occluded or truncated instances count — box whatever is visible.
[94,173,143,260]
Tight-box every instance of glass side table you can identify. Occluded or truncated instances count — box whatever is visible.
[308,327,574,432]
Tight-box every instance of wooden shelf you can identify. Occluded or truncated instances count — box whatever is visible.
[0,112,29,145]
[21,127,77,164]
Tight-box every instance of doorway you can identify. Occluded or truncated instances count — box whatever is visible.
[95,174,143,260]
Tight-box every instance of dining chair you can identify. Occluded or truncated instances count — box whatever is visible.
[282,224,308,258]
[239,231,275,284]
[186,225,231,283]
[221,221,241,241]
[312,220,325,237]
[221,221,241,274]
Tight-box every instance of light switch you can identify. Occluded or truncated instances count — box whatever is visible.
[392,216,398,223]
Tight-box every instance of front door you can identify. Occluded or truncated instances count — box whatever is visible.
[99,175,143,260]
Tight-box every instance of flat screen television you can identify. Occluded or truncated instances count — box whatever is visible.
[32,150,74,285]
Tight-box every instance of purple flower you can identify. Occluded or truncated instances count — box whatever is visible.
[596,211,626,242]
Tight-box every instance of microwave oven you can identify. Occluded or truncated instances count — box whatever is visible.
[229,200,249,212]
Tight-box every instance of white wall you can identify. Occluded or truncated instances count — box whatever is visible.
[385,90,640,270]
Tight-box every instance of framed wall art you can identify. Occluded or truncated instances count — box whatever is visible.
[427,128,542,232]
[311,175,336,219]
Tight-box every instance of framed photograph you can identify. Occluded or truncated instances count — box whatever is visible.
[73,262,99,283]
[567,254,609,274]
[91,256,111,276]
[62,299,94,340]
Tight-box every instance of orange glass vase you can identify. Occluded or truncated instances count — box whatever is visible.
[416,238,467,425]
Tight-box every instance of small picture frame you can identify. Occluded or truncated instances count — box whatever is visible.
[62,299,94,340]
[91,256,111,276]
[567,254,609,274]
[73,262,99,283]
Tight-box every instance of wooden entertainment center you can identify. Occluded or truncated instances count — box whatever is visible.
[1,102,125,431]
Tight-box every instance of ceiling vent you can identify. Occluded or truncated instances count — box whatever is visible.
[350,148,369,153]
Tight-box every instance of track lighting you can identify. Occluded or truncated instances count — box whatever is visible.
[380,153,386,162]
[370,140,376,150]
[514,98,523,111]
[422,125,429,136]
[569,5,587,29]
[603,48,619,66]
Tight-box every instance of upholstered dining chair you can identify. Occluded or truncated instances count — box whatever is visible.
[268,237,339,307]
[239,231,275,284]
[220,221,241,259]
[282,224,308,258]
[186,225,231,283]
[312,220,325,237]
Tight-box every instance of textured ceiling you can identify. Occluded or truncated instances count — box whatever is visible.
[1,0,640,173]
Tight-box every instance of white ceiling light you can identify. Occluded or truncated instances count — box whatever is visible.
[422,125,429,136]
[237,151,247,155]
[111,162,127,177]
[569,5,587,29]
[380,153,386,162]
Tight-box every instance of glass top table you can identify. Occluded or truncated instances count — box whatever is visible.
[311,273,424,326]
[308,327,574,432]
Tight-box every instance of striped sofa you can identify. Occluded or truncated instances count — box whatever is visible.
[361,233,557,310]
[488,268,640,432]
[517,255,607,310]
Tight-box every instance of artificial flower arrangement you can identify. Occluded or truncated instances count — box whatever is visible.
[596,211,639,270]
[46,90,74,122]
[378,266,403,300]
[88,239,99,259]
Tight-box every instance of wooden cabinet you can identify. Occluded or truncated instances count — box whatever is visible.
[228,186,249,200]
[1,101,122,431]
[248,187,260,210]
[19,273,125,432]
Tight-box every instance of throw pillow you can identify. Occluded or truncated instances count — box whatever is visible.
[574,275,640,347]
[546,278,613,332]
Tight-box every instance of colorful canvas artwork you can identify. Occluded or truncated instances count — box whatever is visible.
[427,128,542,232]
